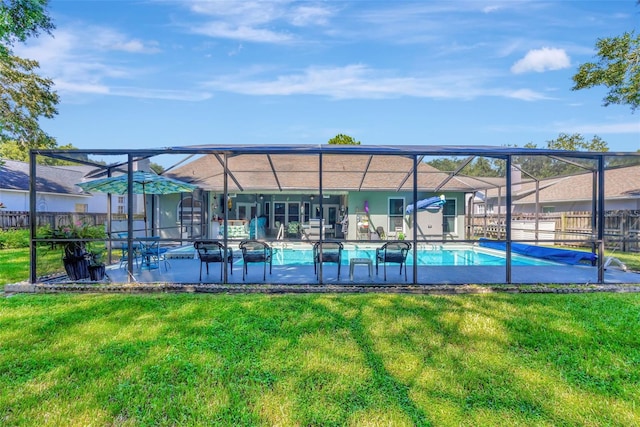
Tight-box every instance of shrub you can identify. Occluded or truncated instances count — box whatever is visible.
[0,229,29,249]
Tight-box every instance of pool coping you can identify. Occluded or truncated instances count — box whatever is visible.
[5,281,640,295]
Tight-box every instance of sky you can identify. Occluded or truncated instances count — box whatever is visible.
[15,0,640,167]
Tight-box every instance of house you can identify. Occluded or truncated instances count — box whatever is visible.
[475,164,640,214]
[161,152,491,241]
[0,159,107,213]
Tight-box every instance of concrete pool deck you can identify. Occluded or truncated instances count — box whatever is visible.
[100,258,640,285]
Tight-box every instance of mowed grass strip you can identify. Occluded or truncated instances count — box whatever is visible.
[1,293,639,426]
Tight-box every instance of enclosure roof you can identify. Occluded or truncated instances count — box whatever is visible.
[32,144,639,194]
[167,143,634,158]
[164,152,492,193]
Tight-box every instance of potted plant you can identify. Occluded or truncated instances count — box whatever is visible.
[40,221,106,281]
[88,248,106,281]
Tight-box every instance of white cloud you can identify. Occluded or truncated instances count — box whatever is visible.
[13,25,204,101]
[564,121,640,134]
[505,89,552,101]
[190,22,293,43]
[204,64,549,101]
[482,5,502,13]
[186,0,334,43]
[511,47,570,74]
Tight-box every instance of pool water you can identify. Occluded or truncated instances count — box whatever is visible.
[270,248,559,266]
[167,245,560,266]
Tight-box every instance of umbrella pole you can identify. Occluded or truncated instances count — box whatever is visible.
[143,191,148,237]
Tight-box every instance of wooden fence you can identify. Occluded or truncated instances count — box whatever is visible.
[470,210,640,252]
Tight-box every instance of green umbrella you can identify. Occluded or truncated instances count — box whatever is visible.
[77,171,198,236]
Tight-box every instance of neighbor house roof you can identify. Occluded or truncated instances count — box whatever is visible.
[0,159,91,195]
[165,152,494,193]
[480,164,640,204]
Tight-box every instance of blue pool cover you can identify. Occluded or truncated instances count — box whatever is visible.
[478,238,597,266]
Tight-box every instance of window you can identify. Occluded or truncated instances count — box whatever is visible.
[75,204,88,213]
[542,206,555,213]
[264,202,270,228]
[274,202,300,227]
[274,202,285,227]
[388,198,405,232]
[117,196,125,204]
[443,198,457,233]
[178,196,203,239]
[117,206,125,215]
[288,203,300,223]
[302,202,310,223]
[178,196,203,224]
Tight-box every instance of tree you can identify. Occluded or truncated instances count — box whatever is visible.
[572,30,640,112]
[546,133,609,152]
[328,134,361,145]
[426,156,501,177]
[0,0,58,166]
[0,54,58,147]
[0,140,79,165]
[0,0,54,58]
[514,134,609,179]
[150,162,165,174]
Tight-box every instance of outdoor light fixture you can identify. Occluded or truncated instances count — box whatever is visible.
[259,194,264,200]
[310,195,315,200]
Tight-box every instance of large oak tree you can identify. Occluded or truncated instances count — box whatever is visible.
[0,0,59,163]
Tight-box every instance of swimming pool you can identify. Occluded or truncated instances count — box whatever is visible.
[270,247,560,266]
[168,244,560,267]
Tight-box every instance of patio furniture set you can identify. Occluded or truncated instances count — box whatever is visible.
[119,238,412,283]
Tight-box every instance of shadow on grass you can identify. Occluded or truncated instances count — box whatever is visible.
[1,293,639,425]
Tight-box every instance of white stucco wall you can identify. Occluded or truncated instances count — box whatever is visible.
[0,189,107,212]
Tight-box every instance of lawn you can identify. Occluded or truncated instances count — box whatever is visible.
[1,293,639,426]
[0,247,62,289]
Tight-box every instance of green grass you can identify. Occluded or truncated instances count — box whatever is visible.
[0,247,62,288]
[1,293,639,426]
[608,251,640,271]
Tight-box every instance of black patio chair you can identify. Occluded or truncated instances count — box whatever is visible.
[194,240,233,282]
[239,240,273,281]
[376,241,411,281]
[313,241,344,279]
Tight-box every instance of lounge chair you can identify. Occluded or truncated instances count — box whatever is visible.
[376,241,411,281]
[313,241,343,279]
[194,240,233,282]
[239,240,273,280]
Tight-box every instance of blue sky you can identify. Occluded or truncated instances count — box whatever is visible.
[16,0,640,163]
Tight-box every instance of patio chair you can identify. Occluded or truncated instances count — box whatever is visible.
[313,241,343,279]
[376,241,411,281]
[194,240,233,282]
[239,240,273,281]
[138,236,170,271]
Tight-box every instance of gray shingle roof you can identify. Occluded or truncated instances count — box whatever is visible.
[0,160,91,194]
[482,164,640,204]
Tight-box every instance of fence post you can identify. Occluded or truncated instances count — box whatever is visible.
[621,210,627,252]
